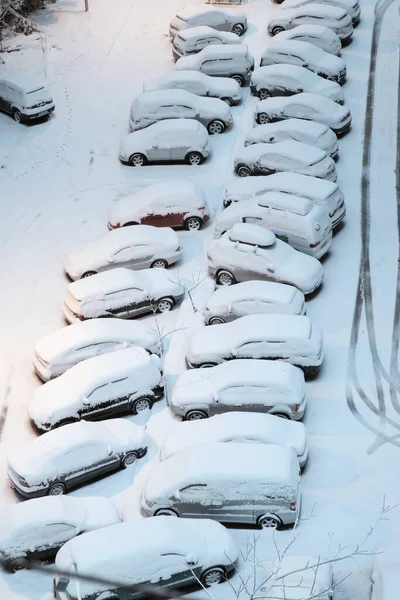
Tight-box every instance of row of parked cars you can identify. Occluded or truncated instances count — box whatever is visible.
[2,2,359,600]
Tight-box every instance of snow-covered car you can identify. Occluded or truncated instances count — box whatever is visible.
[255,92,352,135]
[207,223,324,294]
[282,0,361,25]
[245,119,338,160]
[7,420,147,499]
[223,173,346,228]
[203,280,306,325]
[64,225,181,280]
[143,70,242,105]
[186,314,324,374]
[214,193,332,259]
[169,6,247,39]
[33,318,160,382]
[119,119,210,167]
[171,25,242,60]
[63,268,183,323]
[0,496,121,571]
[129,90,232,134]
[54,518,238,600]
[141,443,301,528]
[273,24,342,56]
[263,557,333,600]
[175,45,255,87]
[169,359,306,421]
[160,412,308,466]
[260,40,346,84]
[234,141,337,181]
[108,180,210,231]
[267,4,354,42]
[250,64,343,103]
[0,76,55,123]
[28,347,163,431]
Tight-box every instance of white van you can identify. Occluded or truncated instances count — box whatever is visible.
[175,45,255,86]
[214,192,332,259]
[172,25,242,61]
[0,75,54,123]
[223,172,346,228]
[141,442,301,529]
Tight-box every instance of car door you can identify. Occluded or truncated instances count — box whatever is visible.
[74,341,122,365]
[219,383,273,412]
[147,131,171,162]
[140,201,170,227]
[60,444,107,488]
[207,10,227,31]
[79,381,112,420]
[103,286,150,318]
[175,484,209,517]
[235,340,271,359]
[284,101,315,121]
[109,244,155,270]
[180,79,206,97]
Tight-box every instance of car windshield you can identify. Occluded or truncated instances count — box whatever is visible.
[27,86,45,94]
[176,15,188,23]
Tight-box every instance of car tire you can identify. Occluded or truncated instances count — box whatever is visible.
[123,221,139,227]
[302,365,320,377]
[156,297,174,312]
[185,409,208,421]
[273,412,291,420]
[154,508,179,517]
[209,316,226,325]
[186,151,204,165]
[208,120,225,135]
[6,558,25,573]
[232,23,245,36]
[201,567,227,587]
[221,97,233,106]
[122,451,139,467]
[81,271,97,278]
[257,514,282,529]
[257,112,271,125]
[132,397,152,414]
[232,74,245,87]
[259,88,271,100]
[216,269,235,286]
[236,164,252,177]
[150,259,168,269]
[12,109,22,123]
[128,153,147,167]
[184,216,203,231]
[271,26,285,35]
[48,482,66,496]
[199,363,217,369]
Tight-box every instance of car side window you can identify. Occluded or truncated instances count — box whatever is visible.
[87,382,108,398]
[44,523,78,543]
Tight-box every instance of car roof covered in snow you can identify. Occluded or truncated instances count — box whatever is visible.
[176,5,245,20]
[144,443,299,501]
[132,89,201,109]
[252,63,319,83]
[256,191,314,215]
[113,180,204,210]
[264,92,344,114]
[282,3,348,18]
[34,318,158,362]
[205,280,299,309]
[228,223,276,247]
[277,23,338,38]
[265,39,328,59]
[242,140,327,163]
[0,74,46,92]
[250,119,329,138]
[177,25,236,40]
[121,119,208,148]
[182,43,250,61]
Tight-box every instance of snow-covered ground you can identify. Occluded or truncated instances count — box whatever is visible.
[0,0,399,598]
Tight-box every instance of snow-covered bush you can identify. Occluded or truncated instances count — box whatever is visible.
[0,0,55,35]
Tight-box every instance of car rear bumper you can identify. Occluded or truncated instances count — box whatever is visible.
[22,105,55,121]
[62,302,81,324]
[331,201,346,228]
[334,120,352,135]
[8,472,45,499]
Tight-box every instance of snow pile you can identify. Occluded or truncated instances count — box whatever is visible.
[228,223,276,247]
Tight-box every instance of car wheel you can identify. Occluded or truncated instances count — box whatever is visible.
[216,270,235,286]
[122,451,139,467]
[186,151,204,166]
[208,120,225,135]
[123,221,139,227]
[81,270,97,279]
[257,112,271,125]
[236,164,252,177]
[157,297,174,313]
[6,558,25,573]
[48,483,66,496]
[12,109,22,123]
[128,153,146,167]
[232,74,245,86]
[257,514,282,529]
[199,363,217,369]
[185,409,208,421]
[271,26,285,35]
[221,97,233,106]
[273,412,291,419]
[154,508,179,517]
[150,259,168,269]
[201,567,227,587]
[185,216,203,231]
[259,88,271,100]
[209,316,226,325]
[232,23,245,36]
[132,397,152,414]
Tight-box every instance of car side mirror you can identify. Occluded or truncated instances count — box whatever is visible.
[108,446,113,456]
[152,142,158,148]
[211,498,223,507]
[173,491,181,501]
[147,208,154,215]
[303,63,308,68]
[185,554,198,567]
[253,245,258,253]
[267,267,275,274]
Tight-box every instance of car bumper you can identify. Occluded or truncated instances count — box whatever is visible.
[304,274,324,295]
[352,10,361,25]
[340,31,354,43]
[334,119,352,135]
[8,472,45,499]
[22,105,55,121]
[32,354,52,382]
[331,144,339,160]
[331,201,346,228]
[298,445,309,469]
[62,302,82,324]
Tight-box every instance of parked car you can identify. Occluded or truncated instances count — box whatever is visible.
[54,518,237,600]
[28,348,163,431]
[129,90,232,134]
[262,557,333,600]
[108,180,210,231]
[169,6,247,39]
[260,40,346,83]
[175,45,255,87]
[223,173,346,228]
[119,119,210,167]
[267,4,353,42]
[282,0,361,25]
[207,223,324,293]
[141,443,301,529]
[234,141,337,181]
[160,412,308,466]
[0,496,121,572]
[273,24,342,55]
[169,359,306,420]
[254,92,351,135]
[172,25,242,60]
[8,419,147,499]
[214,193,332,259]
[186,314,323,374]
[203,280,306,324]
[63,268,183,324]
[250,64,343,103]
[64,225,181,280]
[144,70,242,105]
[245,119,338,159]
[33,318,160,382]
[0,75,55,123]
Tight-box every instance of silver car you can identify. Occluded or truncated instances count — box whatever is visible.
[169,6,248,39]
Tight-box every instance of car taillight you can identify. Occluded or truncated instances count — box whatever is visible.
[310,240,321,248]
[290,500,296,511]
[78,315,85,321]
[175,246,181,252]
[198,206,205,210]
[135,119,141,123]
[295,403,300,411]
[19,479,30,488]
[246,67,251,73]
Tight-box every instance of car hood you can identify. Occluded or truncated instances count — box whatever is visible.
[175,55,200,71]
[311,79,344,103]
[311,52,345,72]
[277,247,324,292]
[211,77,241,97]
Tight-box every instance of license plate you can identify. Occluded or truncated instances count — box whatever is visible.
[37,110,48,117]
